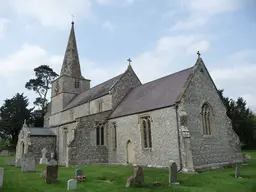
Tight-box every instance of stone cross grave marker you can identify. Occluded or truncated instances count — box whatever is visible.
[235,164,242,178]
[40,148,48,164]
[21,153,36,172]
[46,164,58,184]
[0,167,4,187]
[67,179,77,190]
[126,166,144,187]
[75,168,83,177]
[169,161,179,184]
[5,158,15,166]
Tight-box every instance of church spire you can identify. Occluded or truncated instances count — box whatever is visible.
[60,22,82,78]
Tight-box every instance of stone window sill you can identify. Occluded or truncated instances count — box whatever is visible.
[142,148,152,152]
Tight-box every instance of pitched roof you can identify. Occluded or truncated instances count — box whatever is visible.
[64,73,123,110]
[109,67,193,119]
[28,128,56,136]
[60,22,82,78]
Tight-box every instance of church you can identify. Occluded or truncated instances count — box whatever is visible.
[15,22,243,172]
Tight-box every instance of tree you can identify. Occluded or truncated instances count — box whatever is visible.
[0,93,34,147]
[25,65,58,117]
[218,89,256,149]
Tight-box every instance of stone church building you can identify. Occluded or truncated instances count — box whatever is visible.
[16,22,243,172]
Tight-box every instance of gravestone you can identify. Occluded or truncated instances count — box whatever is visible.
[235,164,241,178]
[0,150,9,156]
[21,153,36,172]
[126,166,144,187]
[48,159,57,166]
[67,179,77,190]
[169,161,179,184]
[41,170,46,178]
[75,168,83,177]
[46,165,58,184]
[15,158,21,168]
[40,148,48,164]
[5,158,15,166]
[0,167,4,187]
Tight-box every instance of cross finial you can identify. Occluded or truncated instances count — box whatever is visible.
[71,14,75,24]
[127,58,132,65]
[197,51,201,58]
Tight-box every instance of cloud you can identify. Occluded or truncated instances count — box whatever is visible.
[96,0,114,5]
[0,18,10,38]
[210,49,256,111]
[0,44,62,78]
[172,0,244,30]
[102,20,114,32]
[6,0,93,28]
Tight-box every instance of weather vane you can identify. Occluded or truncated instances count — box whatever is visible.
[197,51,201,58]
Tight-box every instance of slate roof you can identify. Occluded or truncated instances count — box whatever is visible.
[109,67,193,119]
[64,73,123,110]
[28,128,56,136]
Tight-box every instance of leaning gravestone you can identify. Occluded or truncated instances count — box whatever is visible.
[67,179,77,190]
[5,158,15,166]
[15,158,21,168]
[39,148,48,164]
[169,161,179,184]
[21,153,36,172]
[0,167,4,187]
[126,166,144,187]
[46,160,58,184]
[75,168,83,177]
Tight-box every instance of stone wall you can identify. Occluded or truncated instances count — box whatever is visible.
[181,61,243,170]
[110,66,141,109]
[68,111,112,166]
[29,136,56,163]
[108,107,181,168]
[49,95,112,126]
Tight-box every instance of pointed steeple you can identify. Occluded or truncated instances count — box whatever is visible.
[60,22,82,78]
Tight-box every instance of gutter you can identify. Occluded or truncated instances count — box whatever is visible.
[175,102,183,172]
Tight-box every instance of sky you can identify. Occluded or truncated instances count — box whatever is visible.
[0,0,256,111]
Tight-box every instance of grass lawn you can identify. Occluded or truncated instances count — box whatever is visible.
[0,151,256,192]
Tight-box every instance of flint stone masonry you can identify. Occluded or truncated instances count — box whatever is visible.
[29,137,56,163]
[181,62,243,169]
[0,167,3,187]
[108,107,180,168]
[68,111,111,166]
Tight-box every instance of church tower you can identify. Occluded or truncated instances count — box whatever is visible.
[51,22,90,114]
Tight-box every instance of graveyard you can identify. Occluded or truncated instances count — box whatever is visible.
[0,151,255,192]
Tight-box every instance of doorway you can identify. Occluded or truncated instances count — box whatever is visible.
[126,140,135,164]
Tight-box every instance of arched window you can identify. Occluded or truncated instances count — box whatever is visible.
[141,117,152,149]
[96,123,104,146]
[201,103,214,135]
[74,80,80,88]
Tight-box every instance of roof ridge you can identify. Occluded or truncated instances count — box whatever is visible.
[135,67,193,88]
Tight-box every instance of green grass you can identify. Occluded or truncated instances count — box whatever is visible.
[0,151,256,192]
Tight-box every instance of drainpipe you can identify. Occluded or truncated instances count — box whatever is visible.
[175,102,183,172]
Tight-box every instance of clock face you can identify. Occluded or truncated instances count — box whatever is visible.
[55,81,60,94]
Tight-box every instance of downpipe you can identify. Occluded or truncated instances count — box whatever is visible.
[175,102,183,173]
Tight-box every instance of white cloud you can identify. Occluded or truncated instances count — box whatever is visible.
[130,35,210,83]
[210,49,256,111]
[0,18,10,38]
[96,0,114,5]
[6,0,93,28]
[172,0,244,30]
[102,20,114,32]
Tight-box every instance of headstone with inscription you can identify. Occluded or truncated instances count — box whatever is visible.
[46,164,58,184]
[67,179,77,190]
[75,168,83,177]
[126,166,144,187]
[21,153,36,172]
[235,164,242,178]
[169,161,179,184]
